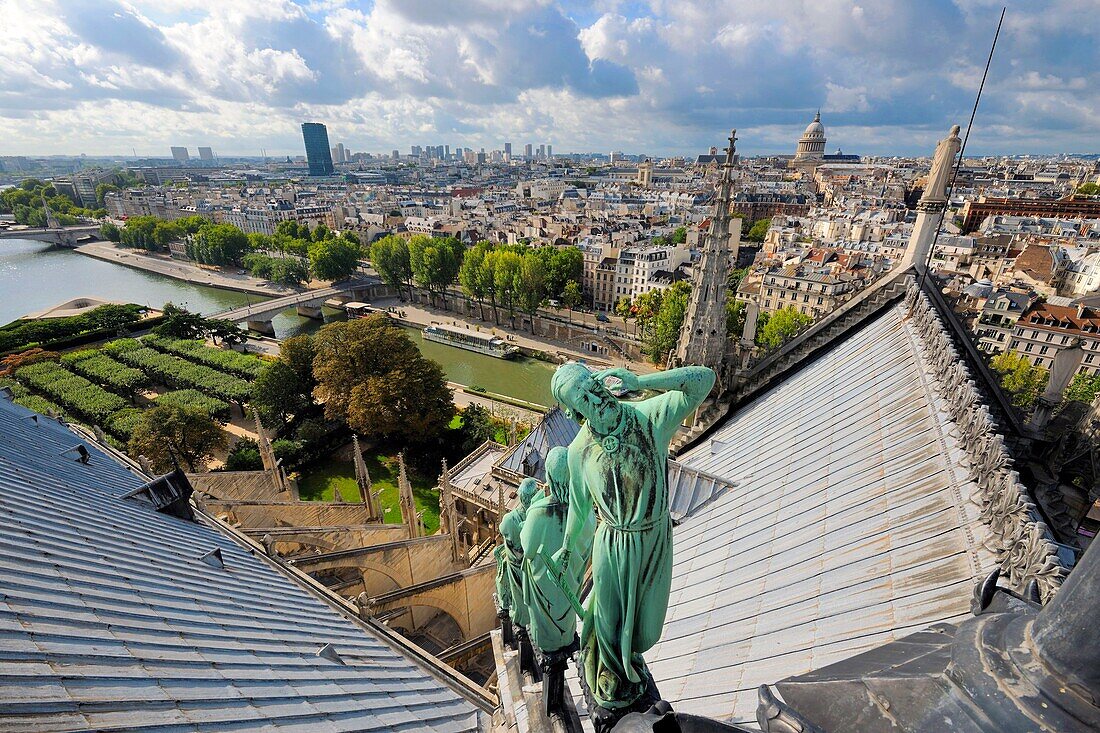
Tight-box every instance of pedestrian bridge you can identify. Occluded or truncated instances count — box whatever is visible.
[208,277,393,334]
[0,225,101,246]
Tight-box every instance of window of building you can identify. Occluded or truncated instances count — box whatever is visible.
[1040,345,1049,355]
[1024,343,1033,352]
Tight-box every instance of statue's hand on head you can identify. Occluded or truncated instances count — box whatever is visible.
[595,367,640,394]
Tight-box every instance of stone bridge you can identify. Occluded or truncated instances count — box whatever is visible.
[291,534,463,598]
[242,524,411,557]
[208,277,393,335]
[0,225,101,247]
[360,563,498,643]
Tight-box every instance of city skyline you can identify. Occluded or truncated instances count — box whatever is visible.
[1,1,1096,158]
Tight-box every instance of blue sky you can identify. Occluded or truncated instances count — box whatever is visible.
[0,0,1095,157]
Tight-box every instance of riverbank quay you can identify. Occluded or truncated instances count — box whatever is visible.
[75,242,289,297]
[373,297,656,373]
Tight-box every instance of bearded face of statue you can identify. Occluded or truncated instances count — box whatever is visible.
[558,369,621,434]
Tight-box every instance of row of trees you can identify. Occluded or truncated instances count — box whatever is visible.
[0,179,106,225]
[103,216,363,282]
[369,235,585,330]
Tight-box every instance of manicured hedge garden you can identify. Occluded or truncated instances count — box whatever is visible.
[143,336,265,379]
[109,344,252,404]
[14,361,129,423]
[156,389,232,421]
[0,303,147,354]
[61,350,149,395]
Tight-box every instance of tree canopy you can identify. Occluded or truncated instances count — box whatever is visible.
[745,219,771,242]
[990,351,1048,408]
[308,237,361,281]
[128,404,227,473]
[311,314,454,445]
[369,235,413,295]
[757,307,813,349]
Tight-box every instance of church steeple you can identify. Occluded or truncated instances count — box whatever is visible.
[674,129,741,381]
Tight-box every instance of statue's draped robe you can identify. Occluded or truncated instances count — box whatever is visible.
[500,508,529,627]
[570,390,696,709]
[520,494,593,654]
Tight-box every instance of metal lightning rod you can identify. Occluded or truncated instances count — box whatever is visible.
[916,6,1006,293]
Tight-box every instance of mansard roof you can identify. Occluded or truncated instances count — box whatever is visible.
[0,396,487,732]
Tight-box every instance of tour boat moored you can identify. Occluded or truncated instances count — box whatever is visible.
[422,323,520,358]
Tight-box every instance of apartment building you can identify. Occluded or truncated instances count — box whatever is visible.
[1009,302,1100,374]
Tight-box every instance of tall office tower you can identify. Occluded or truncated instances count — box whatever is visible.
[504,142,512,157]
[546,144,552,158]
[301,122,335,176]
[392,149,400,159]
[445,145,450,158]
[197,147,214,161]
[330,142,347,163]
[411,145,422,157]
[524,143,533,158]
[538,144,545,159]
[170,146,190,163]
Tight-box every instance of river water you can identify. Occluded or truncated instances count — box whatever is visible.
[0,238,553,404]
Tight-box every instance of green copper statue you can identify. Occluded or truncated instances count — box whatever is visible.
[521,446,594,720]
[521,447,593,653]
[498,478,541,669]
[551,363,715,721]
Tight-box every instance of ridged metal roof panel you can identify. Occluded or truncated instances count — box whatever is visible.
[0,398,483,732]
[650,303,994,725]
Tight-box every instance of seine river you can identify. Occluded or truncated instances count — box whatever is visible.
[0,238,553,404]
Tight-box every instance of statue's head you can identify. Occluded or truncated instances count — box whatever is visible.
[551,361,619,431]
[545,446,569,503]
[518,477,540,510]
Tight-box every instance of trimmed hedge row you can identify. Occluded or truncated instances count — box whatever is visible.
[156,389,231,421]
[103,407,145,440]
[61,350,149,394]
[15,361,129,423]
[0,303,146,354]
[143,336,265,379]
[113,346,252,403]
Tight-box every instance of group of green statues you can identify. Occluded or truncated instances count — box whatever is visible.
[495,362,715,730]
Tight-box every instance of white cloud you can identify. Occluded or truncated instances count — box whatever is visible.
[0,0,1096,156]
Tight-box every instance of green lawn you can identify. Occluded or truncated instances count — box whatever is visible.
[297,454,441,534]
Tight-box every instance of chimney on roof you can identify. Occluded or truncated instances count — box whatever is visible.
[1077,303,1088,319]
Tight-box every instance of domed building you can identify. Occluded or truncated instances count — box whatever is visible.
[794,110,827,162]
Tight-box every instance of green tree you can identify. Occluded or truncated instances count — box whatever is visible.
[990,351,1049,408]
[188,223,248,265]
[154,303,207,340]
[757,307,813,349]
[369,234,413,298]
[745,219,771,242]
[120,216,160,250]
[518,250,546,333]
[152,220,184,248]
[312,315,454,445]
[281,334,317,390]
[206,319,247,347]
[95,183,119,206]
[479,248,502,324]
[671,226,688,244]
[309,237,360,281]
[727,267,749,292]
[563,280,583,320]
[270,257,309,287]
[225,438,263,471]
[644,281,690,364]
[1064,372,1100,404]
[409,234,463,308]
[459,241,490,319]
[494,249,524,329]
[100,221,121,242]
[726,299,747,335]
[128,404,227,472]
[1076,182,1100,196]
[252,360,310,427]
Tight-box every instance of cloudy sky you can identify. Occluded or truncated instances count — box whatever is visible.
[1,0,1095,157]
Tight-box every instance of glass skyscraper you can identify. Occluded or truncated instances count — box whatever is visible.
[301,122,334,176]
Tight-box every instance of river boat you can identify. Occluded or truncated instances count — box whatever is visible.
[422,323,520,358]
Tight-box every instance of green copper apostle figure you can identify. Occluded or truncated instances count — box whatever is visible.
[499,478,540,630]
[521,446,594,655]
[551,363,715,717]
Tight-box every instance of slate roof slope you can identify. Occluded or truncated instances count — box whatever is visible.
[496,406,581,483]
[647,301,997,725]
[0,398,485,732]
